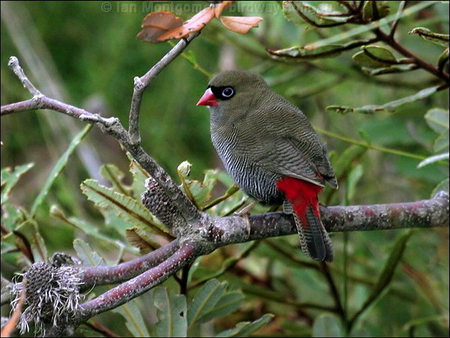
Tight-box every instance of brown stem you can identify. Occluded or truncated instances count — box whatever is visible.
[374,27,450,83]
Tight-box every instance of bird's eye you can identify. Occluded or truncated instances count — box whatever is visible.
[210,86,236,100]
[221,87,235,99]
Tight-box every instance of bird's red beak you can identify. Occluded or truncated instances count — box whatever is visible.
[197,88,218,107]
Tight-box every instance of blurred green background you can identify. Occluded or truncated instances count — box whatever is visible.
[1,1,448,337]
[2,1,448,207]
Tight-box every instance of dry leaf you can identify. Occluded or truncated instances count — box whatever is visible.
[219,16,264,34]
[138,1,262,43]
[213,1,234,18]
[137,11,183,43]
[158,6,216,41]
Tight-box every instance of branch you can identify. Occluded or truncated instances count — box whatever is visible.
[204,191,450,247]
[2,51,202,231]
[128,32,200,145]
[9,191,447,336]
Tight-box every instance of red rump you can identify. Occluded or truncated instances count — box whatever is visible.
[276,176,323,222]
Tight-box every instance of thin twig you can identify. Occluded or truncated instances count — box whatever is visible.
[128,33,200,145]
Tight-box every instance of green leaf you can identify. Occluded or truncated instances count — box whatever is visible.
[30,125,92,218]
[179,165,219,209]
[350,231,413,323]
[431,179,449,196]
[417,152,449,168]
[2,218,47,262]
[114,300,151,337]
[353,45,398,68]
[128,156,150,200]
[126,226,163,254]
[424,108,449,152]
[1,163,34,204]
[434,130,449,152]
[346,164,363,202]
[268,39,370,61]
[332,145,368,179]
[195,291,244,324]
[409,27,449,47]
[1,204,27,232]
[187,279,227,327]
[81,179,172,239]
[73,238,105,266]
[438,48,449,72]
[50,205,129,259]
[424,108,449,134]
[216,313,274,337]
[153,287,187,337]
[327,86,440,114]
[313,313,344,337]
[362,1,390,21]
[373,231,413,295]
[100,163,132,197]
[283,1,350,26]
[361,63,416,76]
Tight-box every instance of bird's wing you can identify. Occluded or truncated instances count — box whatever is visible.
[247,103,338,188]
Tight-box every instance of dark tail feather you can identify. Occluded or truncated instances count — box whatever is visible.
[285,202,333,262]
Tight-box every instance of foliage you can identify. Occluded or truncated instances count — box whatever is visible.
[1,1,448,337]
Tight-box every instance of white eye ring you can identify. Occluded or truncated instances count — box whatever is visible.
[222,87,235,98]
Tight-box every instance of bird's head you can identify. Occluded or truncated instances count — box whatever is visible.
[197,70,268,109]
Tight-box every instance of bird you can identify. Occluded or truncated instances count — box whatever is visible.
[197,70,338,262]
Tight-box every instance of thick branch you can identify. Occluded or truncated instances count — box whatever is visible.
[79,239,180,290]
[79,241,198,322]
[204,191,449,247]
[74,191,449,291]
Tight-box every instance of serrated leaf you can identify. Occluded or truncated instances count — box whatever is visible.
[187,279,227,326]
[409,27,449,47]
[216,313,274,337]
[417,152,449,168]
[114,300,151,337]
[179,167,218,209]
[196,291,244,324]
[327,86,440,114]
[313,313,344,337]
[73,238,105,266]
[1,218,47,262]
[153,287,187,337]
[1,163,34,204]
[81,179,172,239]
[424,108,449,134]
[126,227,162,253]
[50,205,128,257]
[126,153,150,200]
[1,204,27,231]
[100,163,132,197]
[31,125,92,217]
[353,45,397,68]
